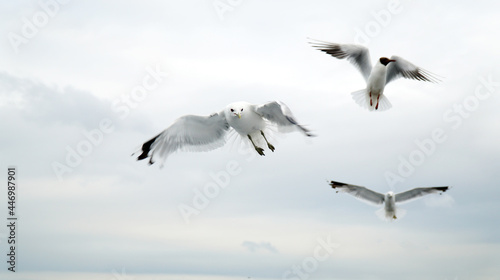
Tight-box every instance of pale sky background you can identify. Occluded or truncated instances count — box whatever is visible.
[1,1,500,280]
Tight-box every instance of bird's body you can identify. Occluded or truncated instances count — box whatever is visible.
[365,60,390,109]
[224,102,266,137]
[329,180,449,220]
[383,192,397,220]
[135,101,313,166]
[367,61,388,96]
[310,40,440,111]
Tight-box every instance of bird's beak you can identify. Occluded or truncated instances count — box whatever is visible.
[236,113,241,119]
[389,59,396,63]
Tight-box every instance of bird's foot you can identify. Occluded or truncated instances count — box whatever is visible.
[393,215,397,220]
[260,131,274,152]
[267,143,275,152]
[255,147,265,156]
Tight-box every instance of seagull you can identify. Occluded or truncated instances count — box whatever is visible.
[310,39,440,111]
[135,101,313,166]
[329,180,449,220]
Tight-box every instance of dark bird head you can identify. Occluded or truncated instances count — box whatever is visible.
[379,57,396,66]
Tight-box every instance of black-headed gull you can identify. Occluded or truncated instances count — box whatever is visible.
[329,180,449,220]
[310,40,440,111]
[135,101,313,166]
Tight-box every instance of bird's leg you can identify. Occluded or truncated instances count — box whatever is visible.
[260,131,275,152]
[369,91,373,106]
[248,135,265,156]
[375,94,380,110]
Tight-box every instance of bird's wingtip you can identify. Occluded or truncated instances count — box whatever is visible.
[136,133,161,163]
[137,152,149,161]
[329,180,348,189]
[436,186,450,192]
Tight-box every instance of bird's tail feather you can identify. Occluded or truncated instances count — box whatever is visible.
[376,208,390,221]
[376,94,392,111]
[351,89,392,111]
[376,207,406,221]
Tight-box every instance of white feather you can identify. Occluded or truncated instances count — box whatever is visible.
[351,89,392,111]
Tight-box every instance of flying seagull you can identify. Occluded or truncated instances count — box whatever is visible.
[329,180,449,220]
[135,101,313,166]
[310,39,440,111]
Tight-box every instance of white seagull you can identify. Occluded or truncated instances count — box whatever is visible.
[310,39,440,111]
[329,180,449,220]
[135,101,313,166]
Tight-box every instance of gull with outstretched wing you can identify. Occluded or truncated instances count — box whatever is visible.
[134,101,313,166]
[329,180,449,220]
[310,39,440,111]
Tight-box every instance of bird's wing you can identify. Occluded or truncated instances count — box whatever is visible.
[135,111,230,166]
[254,101,314,136]
[385,55,441,84]
[329,180,385,205]
[309,39,372,82]
[395,186,449,204]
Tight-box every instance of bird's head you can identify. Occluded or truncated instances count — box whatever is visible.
[386,191,395,199]
[227,106,244,119]
[225,102,251,120]
[379,57,396,66]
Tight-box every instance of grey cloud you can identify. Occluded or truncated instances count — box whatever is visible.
[0,71,112,129]
[242,241,278,253]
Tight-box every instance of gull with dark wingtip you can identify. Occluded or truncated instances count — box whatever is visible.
[310,39,441,111]
[329,180,450,220]
[134,101,314,167]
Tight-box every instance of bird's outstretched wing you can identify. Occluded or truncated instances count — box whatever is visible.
[386,55,441,84]
[135,112,230,166]
[329,180,385,205]
[309,39,372,82]
[395,186,449,204]
[254,101,314,136]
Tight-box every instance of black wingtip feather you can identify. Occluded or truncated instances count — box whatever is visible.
[136,134,161,163]
[329,180,348,189]
[435,186,449,192]
[308,39,348,60]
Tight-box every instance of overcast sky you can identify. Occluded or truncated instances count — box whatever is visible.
[1,1,500,280]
